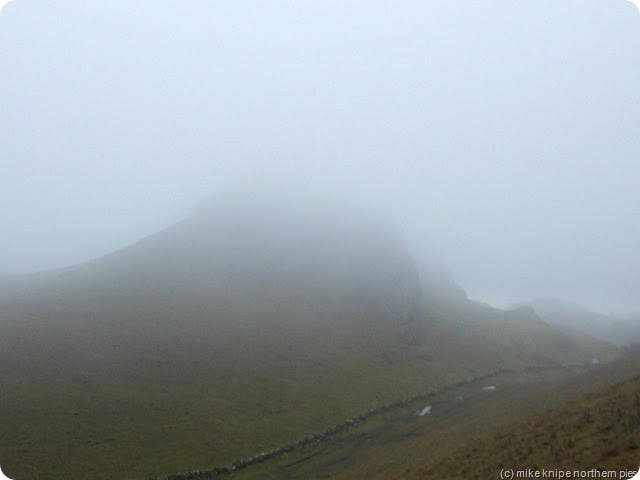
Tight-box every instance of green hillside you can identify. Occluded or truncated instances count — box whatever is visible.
[0,195,620,480]
[420,347,640,480]
[259,346,638,480]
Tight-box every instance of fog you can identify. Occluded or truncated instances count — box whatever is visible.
[1,1,639,314]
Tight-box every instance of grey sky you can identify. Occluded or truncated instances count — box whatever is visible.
[1,1,639,314]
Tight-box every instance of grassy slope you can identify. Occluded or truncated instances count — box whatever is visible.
[421,349,640,479]
[295,347,638,480]
[0,201,621,480]
[0,296,618,480]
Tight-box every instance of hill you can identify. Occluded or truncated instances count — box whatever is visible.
[525,298,640,346]
[0,193,620,480]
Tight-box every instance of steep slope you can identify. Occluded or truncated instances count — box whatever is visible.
[0,193,620,480]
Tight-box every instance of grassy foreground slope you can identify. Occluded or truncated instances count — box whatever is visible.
[0,195,620,480]
[420,347,640,480]
[258,347,638,480]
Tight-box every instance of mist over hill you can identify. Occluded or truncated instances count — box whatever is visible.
[0,192,421,333]
[1,1,639,313]
[523,298,640,346]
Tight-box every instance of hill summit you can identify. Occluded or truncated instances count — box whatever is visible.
[19,191,422,330]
